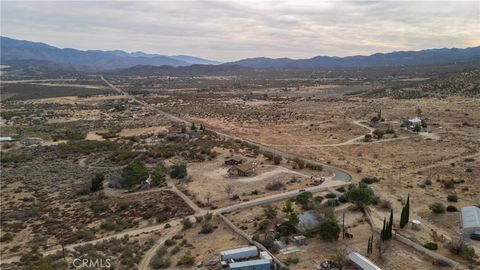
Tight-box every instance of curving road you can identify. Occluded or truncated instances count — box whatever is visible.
[100,75,353,182]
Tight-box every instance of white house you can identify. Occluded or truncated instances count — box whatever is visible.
[408,117,422,129]
[461,206,480,236]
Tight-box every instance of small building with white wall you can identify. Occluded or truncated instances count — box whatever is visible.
[461,206,480,236]
[348,252,381,270]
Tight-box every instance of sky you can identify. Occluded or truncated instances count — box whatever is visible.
[1,0,479,62]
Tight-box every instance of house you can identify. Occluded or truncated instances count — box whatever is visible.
[348,252,382,270]
[229,259,271,270]
[461,206,480,236]
[407,117,422,130]
[228,161,257,177]
[224,156,246,165]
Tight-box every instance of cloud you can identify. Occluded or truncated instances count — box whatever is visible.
[1,0,479,61]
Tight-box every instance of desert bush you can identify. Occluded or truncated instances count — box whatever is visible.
[446,205,458,212]
[266,179,284,191]
[263,205,277,219]
[273,156,282,165]
[378,198,392,209]
[177,253,195,266]
[285,257,299,265]
[325,193,337,199]
[164,239,176,246]
[181,218,192,230]
[424,242,438,250]
[199,223,215,234]
[258,220,270,231]
[90,201,109,214]
[447,194,458,202]
[361,177,380,184]
[430,203,445,214]
[318,220,341,241]
[0,233,13,243]
[169,163,188,179]
[204,212,213,221]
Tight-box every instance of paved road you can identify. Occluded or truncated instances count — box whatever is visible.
[100,75,353,182]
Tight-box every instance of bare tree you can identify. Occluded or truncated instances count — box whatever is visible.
[224,184,234,198]
[205,192,212,205]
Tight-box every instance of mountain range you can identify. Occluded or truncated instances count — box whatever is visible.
[0,36,220,70]
[1,36,480,71]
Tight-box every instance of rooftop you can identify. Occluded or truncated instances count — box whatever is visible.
[229,259,270,267]
[461,206,480,229]
[220,246,257,256]
[348,252,382,270]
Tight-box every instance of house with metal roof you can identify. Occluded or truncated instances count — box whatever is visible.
[461,206,480,236]
[229,259,271,270]
[348,252,381,270]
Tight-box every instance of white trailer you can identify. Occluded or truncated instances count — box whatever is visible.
[220,246,258,261]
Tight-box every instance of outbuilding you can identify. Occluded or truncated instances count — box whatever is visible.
[229,259,271,270]
[461,206,480,236]
[220,246,258,261]
[348,252,381,270]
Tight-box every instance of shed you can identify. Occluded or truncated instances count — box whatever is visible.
[411,220,421,230]
[259,251,272,263]
[293,235,306,245]
[0,137,12,142]
[229,259,271,270]
[461,206,480,236]
[228,162,257,177]
[220,246,258,261]
[348,252,381,270]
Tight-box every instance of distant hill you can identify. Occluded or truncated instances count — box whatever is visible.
[0,36,220,70]
[225,47,480,68]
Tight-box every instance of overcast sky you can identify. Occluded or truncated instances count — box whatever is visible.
[1,0,479,61]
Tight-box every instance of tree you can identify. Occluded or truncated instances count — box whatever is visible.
[288,212,299,226]
[224,184,234,198]
[121,160,149,188]
[364,134,372,142]
[151,165,167,186]
[381,217,387,241]
[295,191,313,209]
[282,200,294,214]
[319,220,341,241]
[190,123,197,131]
[346,186,375,209]
[263,205,277,219]
[169,163,187,179]
[373,129,384,139]
[400,194,410,228]
[90,172,105,192]
[388,209,393,239]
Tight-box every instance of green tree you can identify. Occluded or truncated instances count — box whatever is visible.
[318,220,341,241]
[151,165,167,186]
[288,212,299,226]
[169,163,187,179]
[346,186,375,209]
[263,205,277,219]
[121,160,149,188]
[388,209,393,239]
[295,191,313,209]
[400,194,410,228]
[90,172,105,192]
[190,123,197,131]
[282,200,294,214]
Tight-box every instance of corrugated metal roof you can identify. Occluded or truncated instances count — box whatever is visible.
[229,259,270,267]
[348,252,382,270]
[461,206,480,229]
[220,246,257,256]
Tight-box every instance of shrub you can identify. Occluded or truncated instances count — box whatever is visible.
[443,180,455,189]
[459,245,475,261]
[151,165,167,186]
[176,253,195,266]
[336,186,346,193]
[164,239,176,246]
[447,194,458,202]
[266,179,284,191]
[204,212,213,221]
[325,199,339,207]
[90,172,105,192]
[273,156,282,165]
[424,242,438,250]
[361,177,380,184]
[90,201,109,214]
[199,223,215,234]
[258,220,270,231]
[285,257,299,265]
[0,233,13,243]
[429,203,445,214]
[446,205,458,212]
[325,193,337,199]
[170,246,180,255]
[346,186,375,209]
[181,218,192,230]
[263,205,277,219]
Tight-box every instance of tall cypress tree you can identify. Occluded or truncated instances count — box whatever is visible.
[367,237,371,254]
[381,217,386,241]
[388,209,394,239]
[405,194,410,225]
